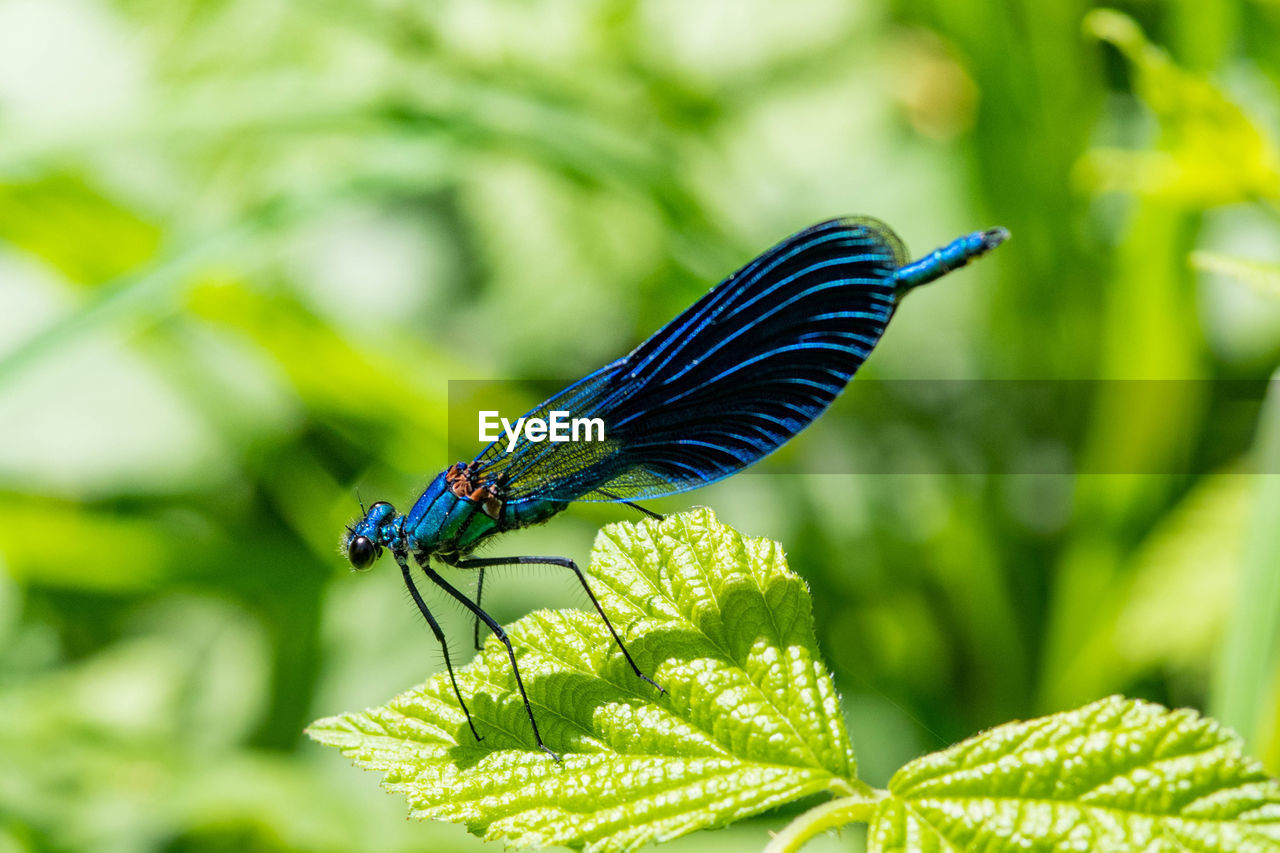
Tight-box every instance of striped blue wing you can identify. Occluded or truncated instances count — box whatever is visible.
[474,217,907,501]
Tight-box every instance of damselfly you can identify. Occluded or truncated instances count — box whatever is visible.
[343,217,1008,759]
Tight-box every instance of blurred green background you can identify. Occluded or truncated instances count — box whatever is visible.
[3,0,1280,850]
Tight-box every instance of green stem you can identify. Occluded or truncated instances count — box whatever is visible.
[1210,367,1280,749]
[763,787,886,853]
[0,190,338,388]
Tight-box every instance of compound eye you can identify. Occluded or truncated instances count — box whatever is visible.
[347,535,378,571]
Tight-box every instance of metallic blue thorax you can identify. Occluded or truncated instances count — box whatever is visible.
[402,465,568,559]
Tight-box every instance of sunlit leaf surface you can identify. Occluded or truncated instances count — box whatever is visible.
[308,509,856,852]
[871,696,1280,852]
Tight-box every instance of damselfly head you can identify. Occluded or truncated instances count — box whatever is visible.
[346,534,378,571]
[343,500,398,571]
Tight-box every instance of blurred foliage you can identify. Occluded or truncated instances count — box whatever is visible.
[1,1,1280,851]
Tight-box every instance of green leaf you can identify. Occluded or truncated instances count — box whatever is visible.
[1111,471,1249,673]
[1192,251,1280,298]
[1077,10,1280,205]
[0,498,172,592]
[869,696,1280,852]
[307,508,857,852]
[0,173,161,283]
[1044,471,1250,703]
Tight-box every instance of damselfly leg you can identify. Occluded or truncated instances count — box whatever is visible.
[417,558,560,761]
[393,551,480,742]
[447,553,663,694]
